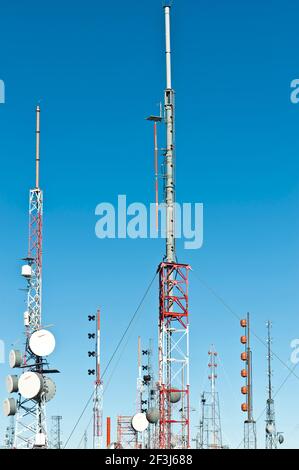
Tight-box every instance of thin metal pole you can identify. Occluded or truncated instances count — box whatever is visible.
[36,106,40,189]
[164,5,175,263]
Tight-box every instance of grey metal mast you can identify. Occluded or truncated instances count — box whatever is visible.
[157,3,190,449]
[243,313,257,449]
[265,321,284,449]
[164,3,175,263]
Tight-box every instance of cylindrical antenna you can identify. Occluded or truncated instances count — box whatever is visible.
[35,105,40,188]
[164,6,172,89]
[163,5,175,262]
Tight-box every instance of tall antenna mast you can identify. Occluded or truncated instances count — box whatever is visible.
[88,310,104,449]
[265,321,284,448]
[164,3,175,262]
[136,336,143,413]
[240,313,257,449]
[154,3,190,450]
[208,346,223,449]
[36,105,40,189]
[3,106,57,449]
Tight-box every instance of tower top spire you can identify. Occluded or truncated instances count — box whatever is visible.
[35,105,40,189]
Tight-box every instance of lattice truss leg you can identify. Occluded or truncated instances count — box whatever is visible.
[117,416,138,449]
[14,399,47,449]
[158,262,190,449]
[244,421,257,449]
[14,188,47,448]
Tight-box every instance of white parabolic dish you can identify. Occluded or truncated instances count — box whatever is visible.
[18,372,43,399]
[44,376,56,402]
[131,413,149,432]
[29,329,55,356]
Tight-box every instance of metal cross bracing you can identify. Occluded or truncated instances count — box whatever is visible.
[3,417,15,449]
[116,416,139,449]
[27,188,43,334]
[158,261,190,449]
[206,346,223,449]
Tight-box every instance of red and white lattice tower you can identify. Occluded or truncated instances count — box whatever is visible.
[157,4,190,449]
[12,106,57,448]
[116,416,138,449]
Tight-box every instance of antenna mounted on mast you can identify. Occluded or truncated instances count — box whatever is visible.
[35,105,40,189]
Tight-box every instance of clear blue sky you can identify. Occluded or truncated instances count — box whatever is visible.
[0,0,299,448]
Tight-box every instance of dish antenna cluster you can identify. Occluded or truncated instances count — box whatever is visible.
[3,107,58,449]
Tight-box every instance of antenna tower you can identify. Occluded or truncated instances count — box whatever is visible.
[51,415,63,449]
[265,321,284,448]
[197,348,223,449]
[88,309,103,449]
[147,3,190,450]
[240,313,257,449]
[4,106,57,449]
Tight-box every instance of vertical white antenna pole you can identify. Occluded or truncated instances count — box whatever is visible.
[165,7,172,90]
[164,5,175,262]
[36,106,40,189]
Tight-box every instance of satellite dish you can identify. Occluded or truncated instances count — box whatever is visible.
[18,372,43,399]
[170,391,181,403]
[278,434,284,444]
[3,398,17,417]
[146,407,159,424]
[29,329,55,357]
[6,375,19,393]
[9,349,23,368]
[131,413,149,432]
[43,376,56,402]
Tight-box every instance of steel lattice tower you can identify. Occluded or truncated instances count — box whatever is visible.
[51,415,63,449]
[196,348,223,449]
[13,106,56,449]
[265,321,279,449]
[207,346,223,449]
[241,313,257,449]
